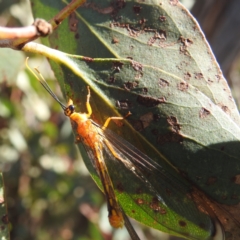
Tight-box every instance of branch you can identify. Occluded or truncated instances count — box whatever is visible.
[0,0,86,49]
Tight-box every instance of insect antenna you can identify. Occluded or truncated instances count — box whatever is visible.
[25,57,67,111]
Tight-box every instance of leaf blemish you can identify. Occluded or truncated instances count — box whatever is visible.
[142,87,148,94]
[131,61,143,72]
[199,107,210,118]
[83,56,94,63]
[139,112,154,129]
[221,105,230,115]
[178,82,188,91]
[147,30,167,46]
[184,72,191,81]
[108,76,116,83]
[116,99,132,109]
[137,95,166,107]
[158,78,169,87]
[123,80,139,90]
[167,116,181,133]
[159,15,166,22]
[112,37,119,44]
[113,61,124,72]
[133,5,142,15]
[194,72,204,79]
[68,12,78,32]
[139,18,146,25]
[179,36,193,46]
[136,198,144,205]
[178,220,187,227]
[207,78,214,84]
[149,197,166,214]
[157,132,183,145]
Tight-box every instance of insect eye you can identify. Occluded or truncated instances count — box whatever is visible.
[64,105,75,116]
[69,105,75,112]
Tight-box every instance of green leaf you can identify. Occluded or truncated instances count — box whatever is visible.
[28,0,240,239]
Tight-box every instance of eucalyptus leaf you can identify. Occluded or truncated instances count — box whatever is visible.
[28,0,240,239]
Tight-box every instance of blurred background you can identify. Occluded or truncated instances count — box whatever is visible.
[0,0,240,239]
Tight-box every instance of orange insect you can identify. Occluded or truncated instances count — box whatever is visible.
[26,58,139,239]
[64,86,125,228]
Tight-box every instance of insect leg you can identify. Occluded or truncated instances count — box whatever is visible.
[85,86,92,118]
[102,112,131,130]
[93,142,124,228]
[102,116,124,130]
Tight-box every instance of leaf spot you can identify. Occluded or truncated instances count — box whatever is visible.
[112,61,124,72]
[159,15,166,22]
[199,107,210,118]
[116,99,132,109]
[147,30,166,46]
[184,72,191,81]
[137,95,166,107]
[149,197,167,214]
[123,80,139,90]
[158,78,169,87]
[142,87,148,94]
[131,61,143,72]
[136,198,144,205]
[68,12,78,32]
[108,76,116,83]
[220,105,231,115]
[178,82,188,91]
[139,18,147,25]
[83,57,93,63]
[178,36,193,54]
[194,72,204,80]
[133,5,142,15]
[139,112,154,129]
[179,220,187,227]
[167,116,181,133]
[157,132,183,145]
[112,37,119,44]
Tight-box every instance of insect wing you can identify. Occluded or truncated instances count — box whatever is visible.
[100,127,222,240]
[75,121,223,239]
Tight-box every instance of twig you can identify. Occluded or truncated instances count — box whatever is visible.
[0,0,86,49]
